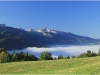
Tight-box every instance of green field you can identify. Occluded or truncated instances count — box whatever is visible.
[0,56,100,74]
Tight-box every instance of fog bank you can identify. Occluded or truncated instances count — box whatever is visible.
[7,45,100,58]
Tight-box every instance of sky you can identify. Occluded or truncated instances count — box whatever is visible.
[0,1,100,39]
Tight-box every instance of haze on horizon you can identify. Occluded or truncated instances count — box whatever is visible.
[0,1,100,39]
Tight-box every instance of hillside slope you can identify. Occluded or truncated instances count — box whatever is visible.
[28,27,99,45]
[0,56,100,74]
[0,31,42,50]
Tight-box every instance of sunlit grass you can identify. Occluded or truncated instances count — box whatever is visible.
[0,56,100,74]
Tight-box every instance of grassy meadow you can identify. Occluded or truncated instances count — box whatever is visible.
[0,56,100,74]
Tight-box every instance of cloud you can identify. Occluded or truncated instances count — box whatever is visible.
[7,45,100,57]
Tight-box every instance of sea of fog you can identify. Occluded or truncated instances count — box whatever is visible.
[7,45,100,58]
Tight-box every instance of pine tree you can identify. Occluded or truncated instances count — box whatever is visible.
[18,52,24,61]
[12,51,19,61]
[23,51,29,61]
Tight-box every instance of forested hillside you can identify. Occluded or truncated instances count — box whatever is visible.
[0,31,40,50]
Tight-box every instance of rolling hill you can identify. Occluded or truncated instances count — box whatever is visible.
[0,56,100,74]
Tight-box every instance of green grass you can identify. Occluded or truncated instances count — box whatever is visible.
[0,56,100,74]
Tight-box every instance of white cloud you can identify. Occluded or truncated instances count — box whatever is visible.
[7,45,100,57]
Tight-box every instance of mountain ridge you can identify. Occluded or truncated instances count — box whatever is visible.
[0,24,99,50]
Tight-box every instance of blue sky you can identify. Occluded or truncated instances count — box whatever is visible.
[0,1,100,39]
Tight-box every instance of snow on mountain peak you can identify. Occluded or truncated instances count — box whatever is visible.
[66,31,70,33]
[42,27,51,32]
[27,27,70,35]
[42,27,57,34]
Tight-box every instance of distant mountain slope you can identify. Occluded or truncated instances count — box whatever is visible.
[27,27,99,45]
[0,31,43,50]
[0,24,99,50]
[0,24,45,49]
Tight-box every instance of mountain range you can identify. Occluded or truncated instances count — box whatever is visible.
[0,24,99,50]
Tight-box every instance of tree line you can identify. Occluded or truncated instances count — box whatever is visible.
[0,48,100,63]
[0,48,38,63]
